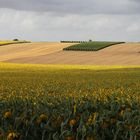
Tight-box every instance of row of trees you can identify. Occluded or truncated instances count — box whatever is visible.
[61,39,93,43]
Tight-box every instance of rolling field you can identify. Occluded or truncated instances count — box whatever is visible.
[0,42,77,62]
[0,42,139,65]
[63,41,125,51]
[0,63,140,139]
[0,41,140,139]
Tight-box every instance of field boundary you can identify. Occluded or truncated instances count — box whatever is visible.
[0,62,140,71]
[0,41,31,46]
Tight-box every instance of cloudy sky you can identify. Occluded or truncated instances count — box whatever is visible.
[0,0,140,42]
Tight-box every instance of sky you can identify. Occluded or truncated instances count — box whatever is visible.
[0,0,140,42]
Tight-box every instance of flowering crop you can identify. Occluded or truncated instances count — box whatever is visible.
[0,41,30,46]
[0,63,140,140]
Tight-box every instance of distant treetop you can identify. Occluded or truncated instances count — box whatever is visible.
[13,39,19,41]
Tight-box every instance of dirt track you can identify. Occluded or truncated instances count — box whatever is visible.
[0,42,140,65]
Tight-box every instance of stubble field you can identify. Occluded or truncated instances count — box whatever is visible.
[0,42,140,65]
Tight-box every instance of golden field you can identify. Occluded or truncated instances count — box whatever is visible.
[0,42,140,65]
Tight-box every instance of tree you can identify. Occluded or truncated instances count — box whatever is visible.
[13,39,19,41]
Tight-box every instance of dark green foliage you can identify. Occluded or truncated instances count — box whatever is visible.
[60,41,88,43]
[63,41,125,51]
[0,66,140,140]
[13,39,19,41]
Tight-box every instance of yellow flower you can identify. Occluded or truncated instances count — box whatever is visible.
[39,114,47,121]
[7,132,19,140]
[4,111,12,119]
[87,112,98,125]
[35,114,47,125]
[65,135,75,140]
[69,119,76,127]
[118,110,125,117]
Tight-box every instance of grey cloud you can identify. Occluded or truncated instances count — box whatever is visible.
[0,0,140,15]
[0,9,140,42]
[0,1,139,42]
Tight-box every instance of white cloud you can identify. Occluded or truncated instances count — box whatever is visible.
[126,24,140,32]
[0,8,140,42]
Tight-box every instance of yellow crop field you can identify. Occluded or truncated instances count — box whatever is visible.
[0,63,140,140]
[0,41,14,45]
[0,40,30,46]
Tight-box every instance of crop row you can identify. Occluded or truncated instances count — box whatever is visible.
[63,42,125,51]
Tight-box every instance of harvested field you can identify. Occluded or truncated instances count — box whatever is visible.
[0,42,140,65]
[0,42,77,61]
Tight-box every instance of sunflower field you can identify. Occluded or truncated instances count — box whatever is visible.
[0,63,140,140]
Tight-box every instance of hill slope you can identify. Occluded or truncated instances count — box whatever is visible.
[0,42,139,65]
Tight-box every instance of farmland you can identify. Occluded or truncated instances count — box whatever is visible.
[0,40,30,46]
[0,42,140,65]
[0,63,140,140]
[63,41,125,51]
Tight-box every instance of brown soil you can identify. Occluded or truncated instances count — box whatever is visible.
[0,42,140,65]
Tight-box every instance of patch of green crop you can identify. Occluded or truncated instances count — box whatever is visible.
[63,41,125,51]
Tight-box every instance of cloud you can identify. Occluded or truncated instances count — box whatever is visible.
[0,8,140,42]
[0,0,139,42]
[0,0,140,15]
